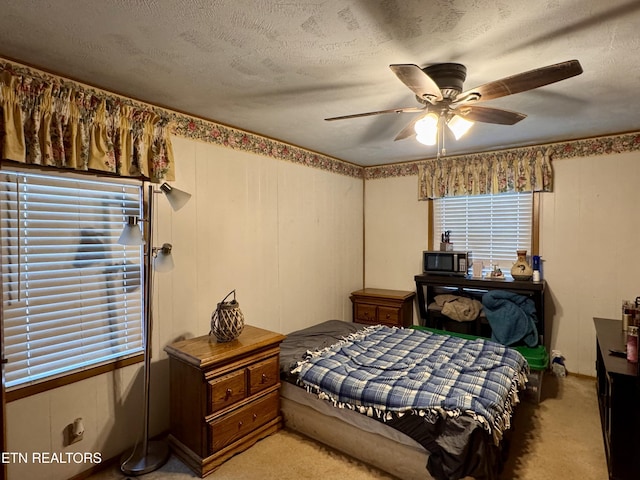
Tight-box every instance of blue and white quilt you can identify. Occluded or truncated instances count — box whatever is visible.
[292,325,528,444]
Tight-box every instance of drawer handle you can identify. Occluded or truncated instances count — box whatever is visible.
[261,373,268,383]
[225,388,232,400]
[253,413,258,421]
[238,421,243,428]
[385,313,390,319]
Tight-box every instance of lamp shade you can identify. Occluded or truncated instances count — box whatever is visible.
[447,115,474,140]
[154,243,174,272]
[159,183,191,211]
[117,217,145,245]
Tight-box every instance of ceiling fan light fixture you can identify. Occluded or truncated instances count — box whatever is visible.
[416,132,437,146]
[447,115,474,140]
[414,113,439,145]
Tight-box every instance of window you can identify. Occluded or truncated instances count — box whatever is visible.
[431,192,534,275]
[1,168,144,392]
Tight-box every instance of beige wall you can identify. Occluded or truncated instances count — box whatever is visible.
[363,150,640,376]
[5,135,364,480]
[539,150,640,376]
[364,174,428,326]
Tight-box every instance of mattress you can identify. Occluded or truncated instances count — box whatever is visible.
[280,381,435,480]
[279,320,508,480]
[280,381,423,450]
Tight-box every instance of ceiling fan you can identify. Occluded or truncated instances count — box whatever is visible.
[325,60,583,154]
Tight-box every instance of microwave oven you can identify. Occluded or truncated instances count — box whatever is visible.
[422,250,472,276]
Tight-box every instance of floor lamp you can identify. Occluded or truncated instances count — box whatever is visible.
[118,182,191,475]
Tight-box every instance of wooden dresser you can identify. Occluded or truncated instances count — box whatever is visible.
[350,288,415,327]
[164,325,286,477]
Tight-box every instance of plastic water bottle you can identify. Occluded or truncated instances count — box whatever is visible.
[627,326,638,363]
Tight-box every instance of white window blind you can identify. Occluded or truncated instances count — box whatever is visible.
[433,192,533,273]
[1,169,144,389]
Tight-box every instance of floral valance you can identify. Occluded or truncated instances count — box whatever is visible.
[0,62,174,182]
[418,147,553,199]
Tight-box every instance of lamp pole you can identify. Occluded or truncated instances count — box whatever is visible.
[121,185,170,475]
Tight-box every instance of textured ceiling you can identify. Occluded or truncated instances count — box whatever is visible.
[1,0,640,167]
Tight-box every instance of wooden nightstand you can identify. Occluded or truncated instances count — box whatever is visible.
[350,288,415,328]
[164,325,286,477]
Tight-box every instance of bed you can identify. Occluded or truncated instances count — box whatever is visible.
[279,320,527,480]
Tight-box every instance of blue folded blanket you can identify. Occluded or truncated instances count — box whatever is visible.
[481,290,538,347]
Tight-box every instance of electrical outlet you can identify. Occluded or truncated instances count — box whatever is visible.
[67,418,84,445]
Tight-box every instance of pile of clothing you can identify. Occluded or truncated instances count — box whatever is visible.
[434,291,539,347]
[481,290,538,347]
[433,294,482,322]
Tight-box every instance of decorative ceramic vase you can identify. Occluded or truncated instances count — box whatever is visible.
[210,290,245,342]
[511,250,533,281]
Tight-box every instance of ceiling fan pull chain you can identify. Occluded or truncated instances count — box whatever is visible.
[440,115,446,158]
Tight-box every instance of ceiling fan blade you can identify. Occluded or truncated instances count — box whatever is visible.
[458,105,527,125]
[325,106,425,121]
[394,115,423,141]
[389,64,443,103]
[458,59,583,103]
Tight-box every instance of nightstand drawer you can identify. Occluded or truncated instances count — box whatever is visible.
[208,369,246,413]
[209,390,279,452]
[378,306,400,325]
[354,303,378,323]
[247,356,279,396]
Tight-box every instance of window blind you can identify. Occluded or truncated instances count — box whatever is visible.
[433,192,533,273]
[1,169,144,389]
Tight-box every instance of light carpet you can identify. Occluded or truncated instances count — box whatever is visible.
[89,374,607,480]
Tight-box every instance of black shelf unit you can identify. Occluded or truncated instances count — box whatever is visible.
[414,273,545,341]
[594,317,640,480]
